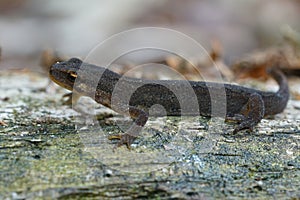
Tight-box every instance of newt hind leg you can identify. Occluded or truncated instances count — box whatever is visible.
[229,93,265,134]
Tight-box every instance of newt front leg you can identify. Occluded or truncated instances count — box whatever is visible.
[108,106,148,149]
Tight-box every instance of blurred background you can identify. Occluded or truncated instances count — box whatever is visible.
[0,0,299,70]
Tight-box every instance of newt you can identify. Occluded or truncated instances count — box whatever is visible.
[49,58,289,148]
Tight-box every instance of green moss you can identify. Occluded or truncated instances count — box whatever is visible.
[0,72,299,199]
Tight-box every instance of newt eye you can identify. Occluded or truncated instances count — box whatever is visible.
[69,71,78,78]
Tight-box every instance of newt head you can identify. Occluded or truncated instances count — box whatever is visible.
[49,58,83,90]
[49,57,118,97]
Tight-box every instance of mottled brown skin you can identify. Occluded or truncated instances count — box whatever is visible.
[49,58,289,148]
